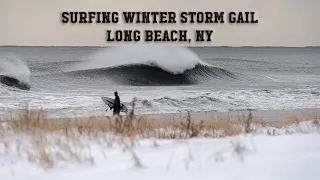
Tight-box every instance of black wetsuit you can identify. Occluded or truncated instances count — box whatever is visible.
[113,94,121,115]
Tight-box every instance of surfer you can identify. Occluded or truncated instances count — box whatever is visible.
[110,91,121,116]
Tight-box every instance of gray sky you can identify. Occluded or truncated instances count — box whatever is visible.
[0,0,319,46]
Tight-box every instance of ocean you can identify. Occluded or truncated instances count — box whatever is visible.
[0,45,319,118]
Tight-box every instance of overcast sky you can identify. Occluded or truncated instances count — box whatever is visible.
[0,0,319,46]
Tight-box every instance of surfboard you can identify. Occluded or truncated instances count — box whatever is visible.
[101,96,129,113]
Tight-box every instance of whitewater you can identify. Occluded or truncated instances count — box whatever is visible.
[0,45,320,118]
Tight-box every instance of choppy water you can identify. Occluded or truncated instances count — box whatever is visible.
[1,45,320,118]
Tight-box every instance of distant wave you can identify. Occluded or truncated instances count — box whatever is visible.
[0,75,30,90]
[0,54,31,90]
[62,63,236,86]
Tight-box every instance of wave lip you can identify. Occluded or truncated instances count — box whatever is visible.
[65,63,237,86]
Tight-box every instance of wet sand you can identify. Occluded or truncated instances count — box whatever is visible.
[1,108,319,124]
[140,108,320,124]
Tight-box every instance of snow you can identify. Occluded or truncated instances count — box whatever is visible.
[1,122,320,180]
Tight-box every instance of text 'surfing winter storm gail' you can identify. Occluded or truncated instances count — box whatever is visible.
[61,11,259,43]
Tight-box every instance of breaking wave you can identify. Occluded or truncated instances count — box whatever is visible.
[64,44,236,85]
[0,54,31,90]
[70,44,206,74]
[65,63,236,86]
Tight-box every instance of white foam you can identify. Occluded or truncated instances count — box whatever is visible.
[70,44,207,74]
[1,88,319,119]
[0,53,31,85]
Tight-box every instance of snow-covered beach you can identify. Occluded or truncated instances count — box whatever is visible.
[1,105,320,180]
[1,45,320,180]
[1,117,320,180]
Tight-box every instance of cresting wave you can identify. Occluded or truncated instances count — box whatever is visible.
[65,63,236,86]
[0,54,31,90]
[64,45,237,85]
[70,44,207,74]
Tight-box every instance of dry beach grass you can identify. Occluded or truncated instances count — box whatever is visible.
[0,99,319,168]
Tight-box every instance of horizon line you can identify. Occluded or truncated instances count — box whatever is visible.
[1,45,319,48]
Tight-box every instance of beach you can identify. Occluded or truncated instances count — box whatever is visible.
[1,0,320,178]
[1,46,320,180]
[1,105,320,180]
[139,108,320,124]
